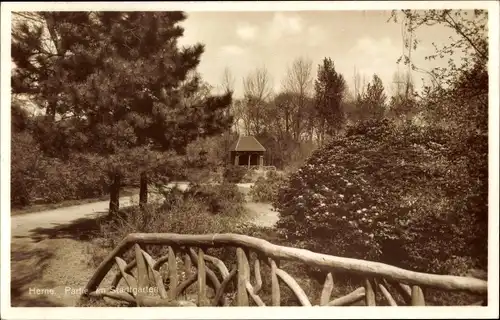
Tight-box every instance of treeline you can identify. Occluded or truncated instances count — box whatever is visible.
[215,57,421,169]
[210,12,487,172]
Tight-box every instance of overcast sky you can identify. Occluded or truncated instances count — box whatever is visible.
[178,10,462,98]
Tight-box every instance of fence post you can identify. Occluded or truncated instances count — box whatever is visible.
[236,248,249,306]
[411,285,425,306]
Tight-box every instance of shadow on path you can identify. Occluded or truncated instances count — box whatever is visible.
[10,243,64,307]
[13,212,109,243]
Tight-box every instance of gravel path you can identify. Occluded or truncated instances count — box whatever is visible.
[244,202,279,227]
[236,184,280,228]
[10,182,279,307]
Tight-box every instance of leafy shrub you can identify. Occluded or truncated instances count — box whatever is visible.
[237,168,269,183]
[11,102,109,208]
[275,119,487,274]
[11,135,108,208]
[249,170,288,203]
[241,170,257,183]
[183,182,246,216]
[101,199,244,246]
[223,165,247,183]
[11,131,40,206]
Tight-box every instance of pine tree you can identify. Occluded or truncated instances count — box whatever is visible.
[86,12,233,211]
[11,12,99,121]
[12,12,233,214]
[314,57,346,139]
[359,74,386,120]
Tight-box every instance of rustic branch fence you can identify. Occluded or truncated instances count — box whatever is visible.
[81,233,487,307]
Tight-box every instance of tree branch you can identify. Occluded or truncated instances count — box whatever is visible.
[444,12,487,61]
[12,12,44,24]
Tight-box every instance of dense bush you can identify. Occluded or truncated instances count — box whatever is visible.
[11,134,108,208]
[11,102,110,208]
[97,197,245,249]
[11,131,40,207]
[183,182,246,216]
[275,119,487,274]
[249,170,288,203]
[223,165,247,183]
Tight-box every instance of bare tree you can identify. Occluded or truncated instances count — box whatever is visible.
[221,66,235,94]
[231,99,245,134]
[242,66,274,136]
[283,57,313,95]
[243,66,273,101]
[282,57,314,141]
[218,67,242,133]
[391,69,405,97]
[353,66,363,100]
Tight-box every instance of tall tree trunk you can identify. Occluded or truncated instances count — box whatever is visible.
[139,171,148,209]
[109,173,121,215]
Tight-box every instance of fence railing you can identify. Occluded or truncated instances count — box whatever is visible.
[81,233,488,307]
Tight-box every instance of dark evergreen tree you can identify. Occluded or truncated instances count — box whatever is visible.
[359,74,387,120]
[314,57,346,138]
[11,12,99,121]
[11,12,233,214]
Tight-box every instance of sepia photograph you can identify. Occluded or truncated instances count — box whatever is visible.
[1,1,498,319]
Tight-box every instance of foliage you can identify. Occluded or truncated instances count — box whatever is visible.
[342,73,388,125]
[11,12,99,119]
[10,105,189,209]
[185,132,238,183]
[11,149,108,208]
[389,9,488,134]
[275,119,487,274]
[253,131,293,170]
[12,12,232,152]
[387,71,419,121]
[238,67,274,137]
[11,12,233,212]
[11,130,41,207]
[90,186,248,269]
[249,170,288,203]
[390,10,487,86]
[182,182,246,216]
[314,57,347,136]
[11,103,108,207]
[236,59,319,169]
[357,74,387,120]
[223,165,247,183]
